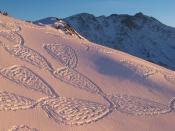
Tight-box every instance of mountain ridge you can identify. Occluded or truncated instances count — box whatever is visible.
[64,12,175,71]
[34,12,175,71]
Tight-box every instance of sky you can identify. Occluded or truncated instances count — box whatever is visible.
[0,0,175,27]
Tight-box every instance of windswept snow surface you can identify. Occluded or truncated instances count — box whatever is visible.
[0,14,175,131]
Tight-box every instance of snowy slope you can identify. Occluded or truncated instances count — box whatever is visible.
[1,14,175,131]
[64,13,175,71]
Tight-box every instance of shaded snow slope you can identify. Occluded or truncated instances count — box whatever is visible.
[1,14,175,131]
[63,13,175,71]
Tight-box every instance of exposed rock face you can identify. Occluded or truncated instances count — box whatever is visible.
[34,17,84,39]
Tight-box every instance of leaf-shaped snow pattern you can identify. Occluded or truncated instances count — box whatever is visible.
[120,60,158,78]
[169,97,175,111]
[0,22,21,32]
[0,65,58,97]
[40,97,111,125]
[8,125,38,131]
[0,31,24,46]
[53,67,101,94]
[0,91,35,111]
[109,95,171,115]
[5,22,21,32]
[2,45,53,71]
[43,44,78,69]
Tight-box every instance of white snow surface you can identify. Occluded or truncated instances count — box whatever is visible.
[0,14,175,131]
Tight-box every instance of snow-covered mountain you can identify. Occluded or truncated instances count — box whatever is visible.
[64,13,175,71]
[1,13,175,131]
[35,13,175,71]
